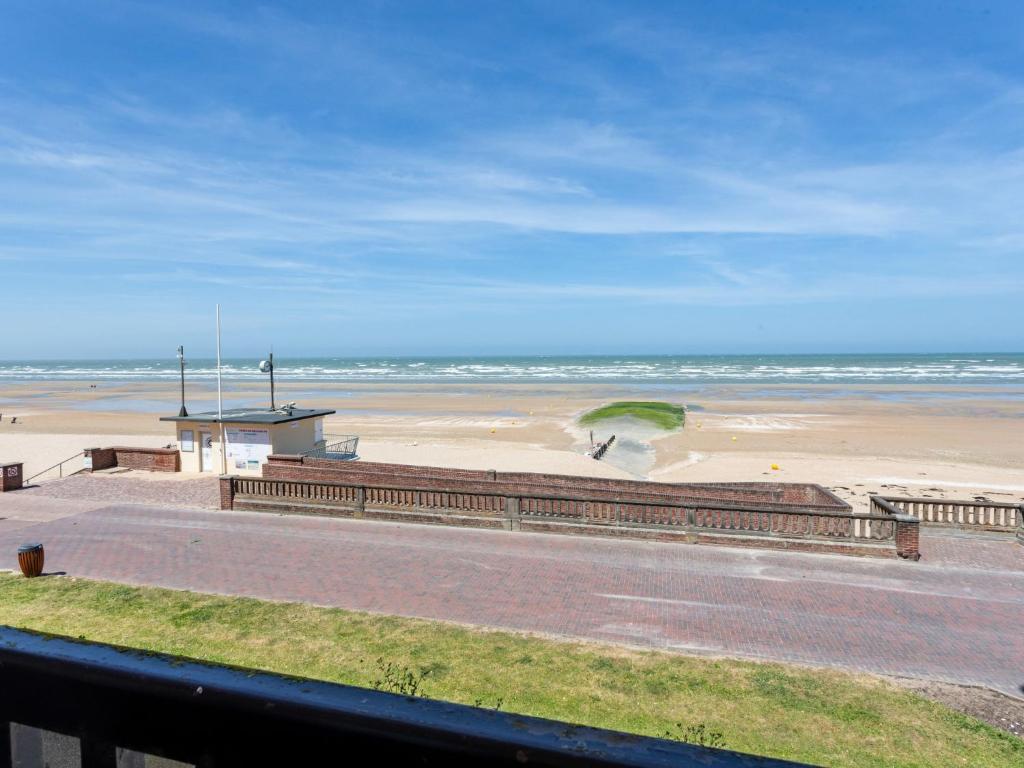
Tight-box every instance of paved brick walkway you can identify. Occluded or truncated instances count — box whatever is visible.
[19,473,219,509]
[1,495,1021,698]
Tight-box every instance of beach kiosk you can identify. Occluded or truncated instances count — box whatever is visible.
[160,406,335,476]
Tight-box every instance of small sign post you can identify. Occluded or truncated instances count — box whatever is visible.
[0,462,24,492]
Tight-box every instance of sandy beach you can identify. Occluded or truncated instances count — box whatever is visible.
[1,378,1021,511]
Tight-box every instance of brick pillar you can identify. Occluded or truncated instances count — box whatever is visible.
[165,450,181,472]
[83,448,116,472]
[503,496,521,531]
[1016,506,1023,547]
[0,462,23,492]
[894,514,921,561]
[219,475,235,510]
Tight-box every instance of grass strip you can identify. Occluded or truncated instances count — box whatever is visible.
[0,573,1019,767]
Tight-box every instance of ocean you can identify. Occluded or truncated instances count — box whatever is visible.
[0,354,1022,385]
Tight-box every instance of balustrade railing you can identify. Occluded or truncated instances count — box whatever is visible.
[229,475,914,557]
[870,496,1021,532]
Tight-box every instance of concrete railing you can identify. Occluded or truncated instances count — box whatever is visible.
[870,496,1021,533]
[224,475,920,559]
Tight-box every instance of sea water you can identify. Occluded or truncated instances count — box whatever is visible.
[0,354,1022,385]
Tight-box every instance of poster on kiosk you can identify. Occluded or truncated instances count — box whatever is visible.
[225,427,272,472]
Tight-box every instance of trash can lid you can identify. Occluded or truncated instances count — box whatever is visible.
[17,542,43,553]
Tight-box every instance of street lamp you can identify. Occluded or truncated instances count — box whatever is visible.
[176,346,188,417]
[259,352,275,410]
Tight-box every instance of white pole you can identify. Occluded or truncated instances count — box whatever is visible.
[216,304,227,474]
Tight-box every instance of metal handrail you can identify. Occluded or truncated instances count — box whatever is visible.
[304,434,359,460]
[25,451,85,484]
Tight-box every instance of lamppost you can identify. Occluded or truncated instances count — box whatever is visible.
[259,352,275,410]
[176,346,188,417]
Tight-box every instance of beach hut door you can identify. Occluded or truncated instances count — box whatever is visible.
[200,431,213,472]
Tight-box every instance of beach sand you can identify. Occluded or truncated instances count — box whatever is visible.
[1,380,1021,510]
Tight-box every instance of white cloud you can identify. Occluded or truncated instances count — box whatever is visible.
[2,5,1024,331]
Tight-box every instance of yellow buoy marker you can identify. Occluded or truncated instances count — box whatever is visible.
[771,463,780,471]
[731,436,737,441]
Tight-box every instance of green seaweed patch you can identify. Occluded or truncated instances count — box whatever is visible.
[579,401,686,430]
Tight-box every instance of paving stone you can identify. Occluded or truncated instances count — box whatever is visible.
[0,493,1020,697]
[19,474,219,509]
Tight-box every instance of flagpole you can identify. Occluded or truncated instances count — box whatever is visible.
[216,304,227,475]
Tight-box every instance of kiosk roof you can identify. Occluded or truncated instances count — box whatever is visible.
[160,407,335,425]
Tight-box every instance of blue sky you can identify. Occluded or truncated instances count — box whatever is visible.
[1,1,1023,357]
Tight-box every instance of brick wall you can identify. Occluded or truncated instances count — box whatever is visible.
[113,447,180,472]
[262,456,849,513]
[275,456,487,481]
[261,462,794,512]
[266,454,303,467]
[85,447,180,473]
[84,448,117,471]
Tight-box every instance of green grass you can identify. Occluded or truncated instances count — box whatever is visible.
[1,573,1020,767]
[579,401,686,430]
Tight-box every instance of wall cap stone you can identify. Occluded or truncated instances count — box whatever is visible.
[891,514,920,523]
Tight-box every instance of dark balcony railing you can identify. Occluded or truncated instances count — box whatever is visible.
[0,626,808,767]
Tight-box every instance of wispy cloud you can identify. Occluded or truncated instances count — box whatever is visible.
[1,2,1023,353]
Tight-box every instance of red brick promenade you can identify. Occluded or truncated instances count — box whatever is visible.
[1,477,1022,698]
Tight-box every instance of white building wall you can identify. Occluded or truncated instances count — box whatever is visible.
[176,416,324,475]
